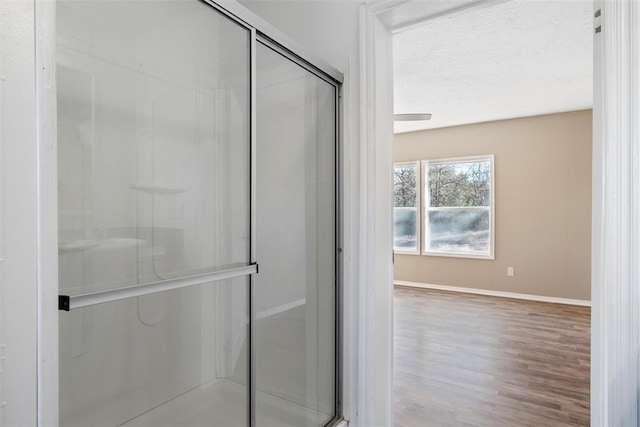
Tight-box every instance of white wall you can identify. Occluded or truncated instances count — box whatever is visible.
[240,1,360,72]
[0,1,39,425]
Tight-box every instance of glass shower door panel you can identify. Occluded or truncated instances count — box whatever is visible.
[56,0,250,297]
[59,278,249,427]
[255,43,337,427]
[57,0,250,425]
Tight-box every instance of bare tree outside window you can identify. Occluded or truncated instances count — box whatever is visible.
[393,163,419,252]
[428,161,490,207]
[394,166,417,207]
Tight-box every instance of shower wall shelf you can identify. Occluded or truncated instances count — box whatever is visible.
[58,263,258,311]
[130,183,186,194]
[58,238,144,254]
[59,210,94,217]
[58,240,101,254]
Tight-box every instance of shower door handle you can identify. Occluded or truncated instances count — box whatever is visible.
[59,263,258,311]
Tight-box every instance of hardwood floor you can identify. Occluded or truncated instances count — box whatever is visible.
[394,286,590,427]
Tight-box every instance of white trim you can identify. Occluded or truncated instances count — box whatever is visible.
[591,0,640,424]
[393,160,420,168]
[35,0,58,424]
[422,154,494,165]
[394,251,420,256]
[425,206,490,210]
[357,4,394,426]
[394,280,591,307]
[420,251,494,260]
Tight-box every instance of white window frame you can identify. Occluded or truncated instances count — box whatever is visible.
[393,161,421,255]
[421,154,495,260]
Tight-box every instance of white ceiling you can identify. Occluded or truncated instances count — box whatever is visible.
[393,0,593,133]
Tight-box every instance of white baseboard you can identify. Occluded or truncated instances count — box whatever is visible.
[394,280,591,307]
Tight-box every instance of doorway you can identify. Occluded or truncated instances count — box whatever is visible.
[390,0,592,425]
[55,1,340,426]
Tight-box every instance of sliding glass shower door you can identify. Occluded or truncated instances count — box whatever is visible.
[255,42,337,427]
[56,1,339,426]
[57,1,251,425]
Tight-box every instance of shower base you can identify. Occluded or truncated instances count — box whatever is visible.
[120,378,331,427]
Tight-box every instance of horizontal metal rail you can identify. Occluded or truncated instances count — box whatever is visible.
[59,263,258,311]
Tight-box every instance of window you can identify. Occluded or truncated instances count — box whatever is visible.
[393,162,419,253]
[423,155,494,259]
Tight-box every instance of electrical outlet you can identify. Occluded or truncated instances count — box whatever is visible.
[507,267,514,277]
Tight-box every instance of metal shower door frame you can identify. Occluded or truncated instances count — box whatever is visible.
[46,1,344,426]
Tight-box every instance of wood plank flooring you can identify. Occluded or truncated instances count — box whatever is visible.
[394,286,590,427]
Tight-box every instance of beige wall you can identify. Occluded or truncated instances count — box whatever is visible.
[394,110,592,301]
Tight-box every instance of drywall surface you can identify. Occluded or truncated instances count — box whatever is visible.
[394,110,592,301]
[0,1,39,424]
[239,1,359,73]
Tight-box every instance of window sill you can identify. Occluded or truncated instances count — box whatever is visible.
[393,250,420,256]
[421,251,494,260]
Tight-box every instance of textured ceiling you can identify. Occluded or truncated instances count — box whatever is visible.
[393,0,593,133]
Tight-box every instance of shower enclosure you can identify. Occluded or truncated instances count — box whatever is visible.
[56,1,340,426]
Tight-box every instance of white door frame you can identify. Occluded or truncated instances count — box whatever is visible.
[358,0,640,425]
[590,0,640,424]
